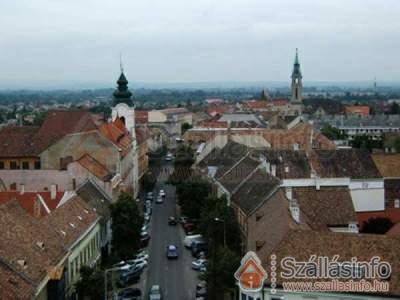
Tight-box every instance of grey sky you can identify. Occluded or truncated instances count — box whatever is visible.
[1,0,399,88]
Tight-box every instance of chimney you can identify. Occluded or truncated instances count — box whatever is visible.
[286,187,293,200]
[271,164,276,177]
[50,184,57,200]
[20,184,25,195]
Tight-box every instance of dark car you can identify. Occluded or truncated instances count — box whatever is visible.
[183,222,195,234]
[117,287,142,300]
[191,240,208,257]
[166,245,178,259]
[196,287,207,298]
[118,268,141,287]
[168,216,177,225]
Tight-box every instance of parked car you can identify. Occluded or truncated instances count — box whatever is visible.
[117,287,142,300]
[118,267,142,287]
[168,216,177,225]
[196,287,207,298]
[126,258,148,269]
[196,281,207,291]
[191,259,207,271]
[156,196,164,204]
[166,245,178,259]
[133,250,149,261]
[179,216,189,224]
[183,222,195,234]
[149,285,162,300]
[146,192,153,201]
[159,189,166,197]
[140,232,151,248]
[165,153,174,161]
[183,234,202,248]
[144,213,150,222]
[191,240,208,257]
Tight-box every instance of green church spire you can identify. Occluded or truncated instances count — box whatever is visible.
[113,57,133,106]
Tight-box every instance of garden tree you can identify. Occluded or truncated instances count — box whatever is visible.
[389,102,400,114]
[350,136,383,151]
[198,195,242,253]
[75,266,104,300]
[321,125,347,140]
[111,192,143,260]
[201,247,241,300]
[181,122,193,134]
[360,217,394,234]
[175,179,212,219]
[168,144,195,184]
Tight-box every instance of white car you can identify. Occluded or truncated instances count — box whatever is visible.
[134,251,149,261]
[159,189,166,197]
[156,196,164,204]
[191,259,207,270]
[126,259,148,269]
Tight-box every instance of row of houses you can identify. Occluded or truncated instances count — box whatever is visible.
[193,125,400,299]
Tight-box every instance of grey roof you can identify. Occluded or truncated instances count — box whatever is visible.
[231,169,280,215]
[314,114,400,129]
[76,180,111,223]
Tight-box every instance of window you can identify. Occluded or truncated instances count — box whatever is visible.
[34,161,41,169]
[22,161,29,169]
[0,162,4,169]
[10,161,18,169]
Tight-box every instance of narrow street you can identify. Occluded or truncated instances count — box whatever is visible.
[141,161,198,299]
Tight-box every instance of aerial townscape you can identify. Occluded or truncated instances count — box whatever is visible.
[1,1,400,300]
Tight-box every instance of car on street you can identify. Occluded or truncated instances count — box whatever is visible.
[144,213,150,222]
[191,259,207,270]
[183,222,196,234]
[196,281,207,291]
[140,231,151,248]
[165,153,174,161]
[159,189,166,197]
[118,267,142,287]
[117,287,142,300]
[155,196,163,204]
[149,285,162,300]
[191,240,208,257]
[179,216,189,224]
[168,216,177,225]
[126,257,148,268]
[166,245,178,259]
[183,234,202,248]
[146,192,153,201]
[133,251,149,261]
[196,287,207,298]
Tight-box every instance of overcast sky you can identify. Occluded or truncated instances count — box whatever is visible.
[1,0,399,88]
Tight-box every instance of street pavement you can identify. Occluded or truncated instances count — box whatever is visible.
[140,162,199,299]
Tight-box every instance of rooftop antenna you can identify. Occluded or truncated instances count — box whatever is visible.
[373,76,377,91]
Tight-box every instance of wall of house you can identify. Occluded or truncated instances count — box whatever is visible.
[40,132,119,173]
[66,222,101,298]
[148,111,167,123]
[245,190,292,261]
[0,158,40,170]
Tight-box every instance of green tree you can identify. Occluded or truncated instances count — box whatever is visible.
[181,122,193,135]
[350,136,383,151]
[111,192,143,260]
[175,179,212,219]
[202,247,241,300]
[388,102,400,115]
[75,266,104,300]
[321,125,346,140]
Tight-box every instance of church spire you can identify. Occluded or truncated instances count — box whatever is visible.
[113,58,133,106]
[291,48,303,108]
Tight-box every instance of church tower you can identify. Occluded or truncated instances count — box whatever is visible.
[291,48,303,104]
[113,60,133,106]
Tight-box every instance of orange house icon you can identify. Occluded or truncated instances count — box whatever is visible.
[234,251,268,292]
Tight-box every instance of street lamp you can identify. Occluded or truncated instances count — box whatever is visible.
[214,217,226,248]
[104,266,124,300]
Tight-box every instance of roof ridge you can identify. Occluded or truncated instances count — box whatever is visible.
[218,150,251,180]
[231,163,263,196]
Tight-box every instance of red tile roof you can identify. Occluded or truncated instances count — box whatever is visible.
[272,99,289,106]
[0,191,64,217]
[77,154,112,181]
[242,100,269,109]
[345,105,370,116]
[0,126,39,158]
[98,120,132,156]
